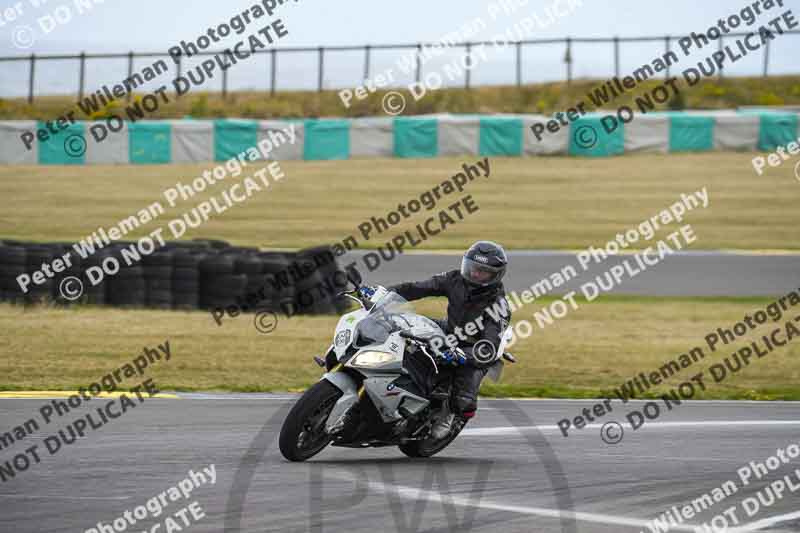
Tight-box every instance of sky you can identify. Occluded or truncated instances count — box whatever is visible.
[0,0,796,97]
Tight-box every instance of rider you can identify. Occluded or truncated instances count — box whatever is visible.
[365,241,511,440]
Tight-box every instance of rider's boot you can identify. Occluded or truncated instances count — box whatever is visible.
[430,413,455,440]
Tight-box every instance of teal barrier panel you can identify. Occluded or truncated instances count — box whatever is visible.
[129,122,172,164]
[479,118,523,156]
[568,116,623,157]
[758,113,799,151]
[393,117,438,158]
[303,119,350,160]
[669,115,714,152]
[38,121,85,165]
[214,119,258,161]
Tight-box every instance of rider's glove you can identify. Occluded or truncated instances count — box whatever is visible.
[440,348,467,366]
[358,286,377,299]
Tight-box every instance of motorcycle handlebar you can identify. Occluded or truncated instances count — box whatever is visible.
[398,331,431,344]
[400,331,516,364]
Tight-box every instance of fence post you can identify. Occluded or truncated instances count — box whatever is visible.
[176,56,182,81]
[28,54,36,104]
[665,36,671,79]
[718,37,724,79]
[763,38,770,77]
[318,46,324,92]
[271,49,277,95]
[613,36,620,79]
[127,51,133,101]
[465,42,472,89]
[222,64,228,99]
[565,37,572,85]
[363,45,371,81]
[516,41,522,87]
[415,43,422,84]
[78,52,86,100]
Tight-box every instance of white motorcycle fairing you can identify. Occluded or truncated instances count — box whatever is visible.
[322,290,445,431]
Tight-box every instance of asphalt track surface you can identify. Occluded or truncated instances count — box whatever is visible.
[2,395,800,533]
[344,251,800,297]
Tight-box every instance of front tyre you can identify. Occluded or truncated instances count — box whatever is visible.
[279,380,342,462]
[398,417,468,458]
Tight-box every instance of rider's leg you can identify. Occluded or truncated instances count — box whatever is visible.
[430,365,486,439]
[451,365,489,418]
[429,365,455,439]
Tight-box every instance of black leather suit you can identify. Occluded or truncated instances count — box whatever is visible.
[389,270,511,414]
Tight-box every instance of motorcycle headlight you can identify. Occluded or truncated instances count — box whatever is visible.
[349,350,400,368]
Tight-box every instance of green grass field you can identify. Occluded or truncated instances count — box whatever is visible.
[1,153,798,250]
[2,296,798,399]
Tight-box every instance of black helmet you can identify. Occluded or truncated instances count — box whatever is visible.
[460,241,507,287]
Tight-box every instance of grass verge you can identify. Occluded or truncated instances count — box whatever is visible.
[1,76,799,120]
[1,153,798,250]
[2,295,798,399]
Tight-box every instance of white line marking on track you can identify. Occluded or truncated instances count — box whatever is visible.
[461,420,800,437]
[329,473,798,532]
[729,509,800,532]
[177,395,299,400]
[327,472,700,531]
[583,453,743,463]
[0,494,130,501]
[478,398,800,404]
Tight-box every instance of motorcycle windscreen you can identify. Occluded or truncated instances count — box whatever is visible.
[353,291,418,347]
[352,316,395,347]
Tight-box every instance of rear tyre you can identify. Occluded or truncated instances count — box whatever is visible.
[279,380,342,462]
[398,417,468,458]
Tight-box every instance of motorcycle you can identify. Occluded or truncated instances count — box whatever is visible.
[278,269,515,462]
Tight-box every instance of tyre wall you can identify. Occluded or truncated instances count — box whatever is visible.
[0,239,349,315]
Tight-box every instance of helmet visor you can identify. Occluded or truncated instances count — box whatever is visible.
[461,257,504,286]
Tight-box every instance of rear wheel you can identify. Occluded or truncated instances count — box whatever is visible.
[398,416,468,458]
[279,380,342,462]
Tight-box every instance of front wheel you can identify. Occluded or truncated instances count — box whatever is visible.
[279,380,342,462]
[398,416,468,458]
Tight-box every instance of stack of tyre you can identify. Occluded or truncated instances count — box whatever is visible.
[0,239,349,316]
[259,251,296,315]
[0,241,67,304]
[171,248,200,310]
[198,253,246,310]
[0,241,26,304]
[233,252,269,312]
[24,245,58,304]
[291,245,351,315]
[99,246,139,307]
[81,250,109,305]
[142,250,173,309]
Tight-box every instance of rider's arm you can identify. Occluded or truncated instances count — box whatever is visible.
[388,271,450,302]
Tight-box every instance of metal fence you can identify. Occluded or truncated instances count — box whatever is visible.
[2,31,798,103]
